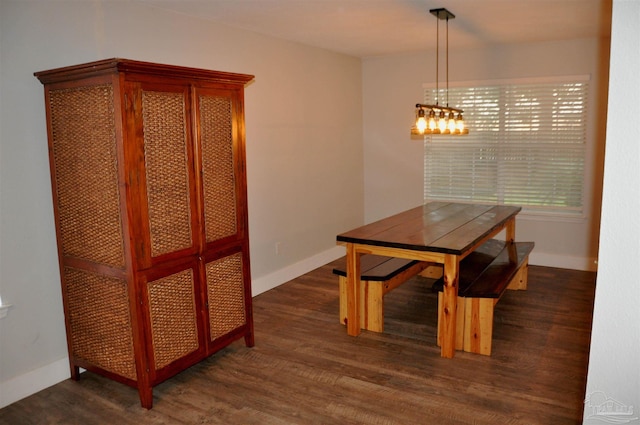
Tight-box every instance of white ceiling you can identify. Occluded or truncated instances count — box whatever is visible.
[139,0,612,58]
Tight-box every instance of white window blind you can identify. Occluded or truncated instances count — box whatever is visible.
[423,79,588,215]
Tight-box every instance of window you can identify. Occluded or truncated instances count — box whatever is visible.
[423,77,588,216]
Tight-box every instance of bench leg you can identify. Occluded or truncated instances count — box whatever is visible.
[363,280,384,332]
[339,276,348,326]
[463,297,496,356]
[437,292,465,351]
[507,258,529,291]
[338,277,384,332]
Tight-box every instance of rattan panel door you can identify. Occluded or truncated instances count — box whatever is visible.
[197,87,252,349]
[36,59,254,410]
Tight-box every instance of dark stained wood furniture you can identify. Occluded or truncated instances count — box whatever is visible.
[336,202,522,358]
[35,59,254,408]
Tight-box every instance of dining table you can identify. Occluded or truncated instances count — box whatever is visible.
[336,201,522,358]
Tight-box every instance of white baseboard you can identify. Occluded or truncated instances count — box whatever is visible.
[251,245,345,296]
[529,252,598,272]
[0,357,70,408]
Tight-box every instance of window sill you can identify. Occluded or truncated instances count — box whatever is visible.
[518,209,586,223]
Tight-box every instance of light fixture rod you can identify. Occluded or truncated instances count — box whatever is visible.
[435,12,439,104]
[446,13,449,107]
[430,8,455,106]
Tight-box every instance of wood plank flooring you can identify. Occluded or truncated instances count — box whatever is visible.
[0,262,596,424]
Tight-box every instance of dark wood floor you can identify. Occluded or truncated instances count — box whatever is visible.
[0,261,596,425]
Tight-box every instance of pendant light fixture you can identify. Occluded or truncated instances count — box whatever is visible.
[411,8,468,136]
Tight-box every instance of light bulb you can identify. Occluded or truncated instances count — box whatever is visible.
[428,110,437,131]
[416,109,427,134]
[447,111,456,134]
[456,113,465,134]
[438,110,447,133]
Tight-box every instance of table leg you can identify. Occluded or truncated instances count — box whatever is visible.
[345,243,361,336]
[440,254,459,358]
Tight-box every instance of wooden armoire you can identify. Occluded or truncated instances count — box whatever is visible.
[35,59,254,409]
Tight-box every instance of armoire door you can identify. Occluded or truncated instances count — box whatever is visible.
[195,87,248,248]
[124,80,200,269]
[195,86,253,349]
[125,80,209,378]
[203,249,250,348]
[141,258,206,380]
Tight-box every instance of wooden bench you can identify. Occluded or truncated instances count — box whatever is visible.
[333,255,435,332]
[435,239,534,356]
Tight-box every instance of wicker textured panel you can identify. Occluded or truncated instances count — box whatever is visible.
[142,90,193,257]
[49,86,125,267]
[147,269,199,370]
[206,253,246,340]
[64,267,136,380]
[199,95,238,242]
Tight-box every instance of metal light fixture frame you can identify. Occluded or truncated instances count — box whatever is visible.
[411,8,468,136]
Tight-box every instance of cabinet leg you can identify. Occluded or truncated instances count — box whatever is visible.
[138,385,153,409]
[70,365,80,381]
[244,330,255,347]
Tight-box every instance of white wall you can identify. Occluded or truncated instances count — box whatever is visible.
[363,37,610,271]
[583,0,640,422]
[0,0,363,407]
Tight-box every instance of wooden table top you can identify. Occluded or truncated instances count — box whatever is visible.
[336,202,521,255]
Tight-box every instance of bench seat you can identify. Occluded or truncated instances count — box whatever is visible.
[333,255,431,332]
[435,239,535,355]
